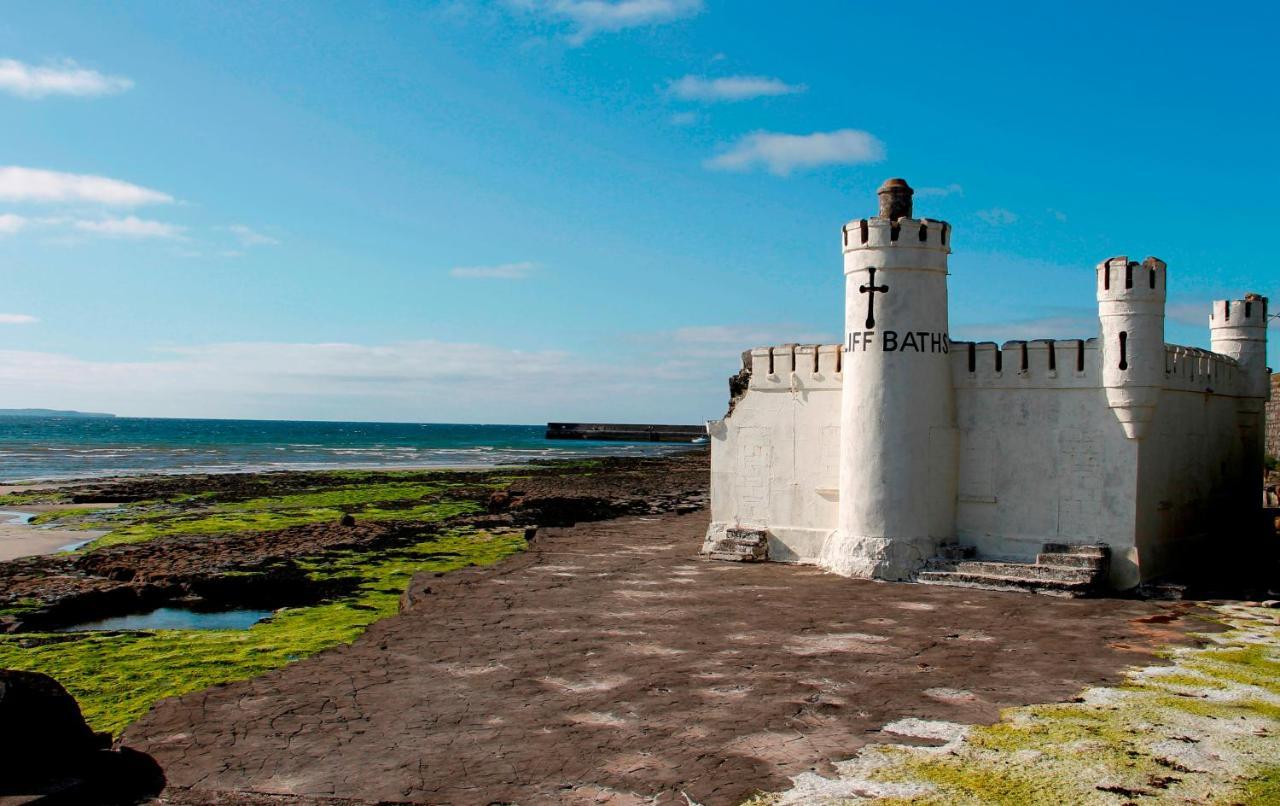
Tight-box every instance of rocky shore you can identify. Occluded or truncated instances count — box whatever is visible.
[0,452,708,636]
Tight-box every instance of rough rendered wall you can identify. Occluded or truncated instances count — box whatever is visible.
[706,345,842,563]
[1267,374,1280,460]
[1134,386,1256,584]
[951,339,1142,588]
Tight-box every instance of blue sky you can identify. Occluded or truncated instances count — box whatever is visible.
[0,1,1276,423]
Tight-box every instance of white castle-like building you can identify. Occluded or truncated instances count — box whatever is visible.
[703,179,1270,592]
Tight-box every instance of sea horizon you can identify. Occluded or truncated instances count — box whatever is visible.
[0,415,699,483]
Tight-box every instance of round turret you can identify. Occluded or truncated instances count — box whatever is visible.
[1210,294,1270,402]
[1096,255,1167,440]
[828,179,957,580]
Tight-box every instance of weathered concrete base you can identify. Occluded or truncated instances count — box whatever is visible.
[819,531,934,581]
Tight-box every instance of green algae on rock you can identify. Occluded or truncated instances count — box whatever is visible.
[0,528,526,735]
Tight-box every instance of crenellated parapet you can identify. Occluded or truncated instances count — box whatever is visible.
[745,344,843,391]
[842,217,951,250]
[1163,344,1243,395]
[951,339,1097,389]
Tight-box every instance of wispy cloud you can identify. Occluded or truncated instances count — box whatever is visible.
[976,207,1018,225]
[669,75,804,102]
[227,224,280,247]
[916,183,963,198]
[669,110,700,126]
[705,129,885,177]
[0,314,38,325]
[73,216,184,239]
[516,0,704,44]
[451,261,537,280]
[0,166,172,206]
[0,58,133,99]
[0,213,28,235]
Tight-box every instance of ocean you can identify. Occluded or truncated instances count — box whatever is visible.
[0,416,699,482]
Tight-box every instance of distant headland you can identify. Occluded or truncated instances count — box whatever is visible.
[0,408,116,419]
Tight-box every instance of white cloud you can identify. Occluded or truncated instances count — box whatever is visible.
[669,75,804,102]
[705,129,885,177]
[0,314,38,325]
[916,183,963,198]
[0,339,689,422]
[516,0,704,44]
[0,58,133,99]
[669,111,700,126]
[0,166,172,206]
[450,261,537,279]
[976,207,1018,225]
[0,213,28,235]
[227,224,280,247]
[73,216,184,239]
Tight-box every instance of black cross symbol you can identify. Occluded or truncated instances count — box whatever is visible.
[859,267,889,329]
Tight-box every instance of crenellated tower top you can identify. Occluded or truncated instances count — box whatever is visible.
[1095,255,1167,301]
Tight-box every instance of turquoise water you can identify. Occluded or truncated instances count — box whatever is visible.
[58,607,274,632]
[0,417,696,481]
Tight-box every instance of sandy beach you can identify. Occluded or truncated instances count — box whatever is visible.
[0,502,113,563]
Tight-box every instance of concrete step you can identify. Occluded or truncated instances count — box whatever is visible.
[1037,552,1107,571]
[705,528,768,562]
[916,569,1095,598]
[953,561,1095,584]
[1042,542,1110,559]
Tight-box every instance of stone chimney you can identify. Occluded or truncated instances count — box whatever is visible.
[877,178,913,220]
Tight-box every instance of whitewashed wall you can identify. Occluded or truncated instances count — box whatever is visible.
[950,339,1142,587]
[705,344,842,563]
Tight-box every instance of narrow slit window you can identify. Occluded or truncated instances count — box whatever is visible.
[1149,268,1156,289]
[967,342,976,372]
[1048,341,1056,370]
[1076,341,1085,372]
[859,219,869,244]
[1104,266,1111,290]
[1020,343,1028,372]
[1118,331,1128,371]
[918,224,928,242]
[1125,262,1134,289]
[768,347,775,375]
[994,347,1003,373]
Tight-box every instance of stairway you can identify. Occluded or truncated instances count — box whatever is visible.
[704,527,769,562]
[916,542,1110,598]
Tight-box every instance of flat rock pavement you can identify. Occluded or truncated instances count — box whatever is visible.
[127,513,1205,805]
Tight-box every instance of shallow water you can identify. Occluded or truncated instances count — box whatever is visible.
[0,510,35,525]
[0,417,698,481]
[59,607,274,632]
